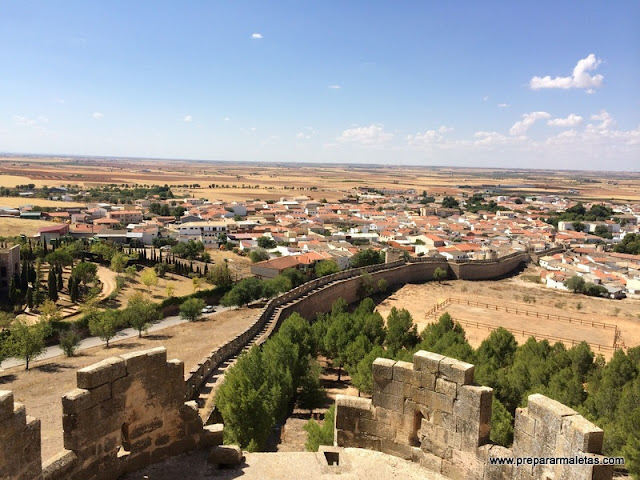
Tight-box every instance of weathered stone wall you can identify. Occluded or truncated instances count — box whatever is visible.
[334,351,613,480]
[0,390,42,480]
[0,347,224,480]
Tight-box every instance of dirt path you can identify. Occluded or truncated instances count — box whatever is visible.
[0,308,257,462]
[97,265,117,299]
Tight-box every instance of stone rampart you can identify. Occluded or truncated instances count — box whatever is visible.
[0,347,223,480]
[334,351,613,480]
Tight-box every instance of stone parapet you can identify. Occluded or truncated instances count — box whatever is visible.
[334,351,613,480]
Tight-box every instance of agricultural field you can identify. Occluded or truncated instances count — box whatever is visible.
[2,155,640,203]
[0,217,56,237]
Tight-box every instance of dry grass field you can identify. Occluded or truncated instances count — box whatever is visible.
[0,217,56,237]
[2,156,640,203]
[0,307,258,462]
[376,268,640,360]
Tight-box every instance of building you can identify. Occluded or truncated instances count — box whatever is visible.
[107,210,144,224]
[38,224,70,244]
[177,221,227,245]
[0,244,20,292]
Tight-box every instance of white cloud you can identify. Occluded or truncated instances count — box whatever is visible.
[296,127,315,140]
[92,112,104,120]
[474,131,509,146]
[328,85,341,89]
[337,124,393,147]
[14,115,48,126]
[251,33,263,39]
[498,103,510,108]
[183,115,192,123]
[548,113,583,127]
[407,126,453,147]
[509,111,550,135]
[530,54,604,91]
[223,116,231,121]
[588,110,614,130]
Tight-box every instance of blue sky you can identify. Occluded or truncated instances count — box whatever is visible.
[1,1,639,170]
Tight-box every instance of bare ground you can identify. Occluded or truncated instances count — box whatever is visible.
[0,307,258,462]
[376,268,640,359]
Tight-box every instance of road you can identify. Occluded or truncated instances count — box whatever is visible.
[97,266,118,299]
[0,306,236,370]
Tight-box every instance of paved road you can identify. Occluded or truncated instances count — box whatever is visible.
[0,306,236,370]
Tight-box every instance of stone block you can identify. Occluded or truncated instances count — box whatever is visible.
[458,417,490,450]
[435,424,461,449]
[420,371,437,390]
[421,435,452,460]
[413,351,444,374]
[458,385,493,407]
[62,384,111,415]
[372,358,395,386]
[514,408,535,437]
[372,392,404,413]
[380,438,413,460]
[121,347,168,375]
[433,410,456,431]
[42,450,77,479]
[527,393,577,421]
[435,377,457,398]
[377,379,411,398]
[392,361,414,384]
[208,445,243,466]
[76,357,126,389]
[561,415,604,453]
[424,390,454,414]
[0,390,14,422]
[438,357,475,385]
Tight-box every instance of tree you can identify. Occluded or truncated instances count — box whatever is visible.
[165,284,175,298]
[572,221,586,232]
[110,252,128,273]
[257,236,277,249]
[8,275,21,306]
[125,265,137,281]
[123,293,161,337]
[206,262,233,288]
[39,299,62,323]
[140,267,158,294]
[47,269,58,301]
[433,267,447,283]
[192,276,201,293]
[59,328,81,357]
[90,242,117,262]
[180,297,206,322]
[57,268,64,291]
[72,262,97,290]
[350,248,384,268]
[25,288,34,309]
[385,307,419,354]
[377,278,388,292]
[564,275,586,294]
[6,319,50,370]
[490,398,514,447]
[154,262,169,278]
[88,310,120,347]
[298,359,325,415]
[70,277,80,302]
[303,405,335,452]
[250,248,269,263]
[315,260,339,277]
[221,277,264,306]
[442,196,460,208]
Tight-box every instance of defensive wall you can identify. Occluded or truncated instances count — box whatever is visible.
[0,347,223,480]
[334,351,613,480]
[183,252,530,403]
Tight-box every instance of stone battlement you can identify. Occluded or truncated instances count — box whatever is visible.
[334,351,613,480]
[0,347,223,480]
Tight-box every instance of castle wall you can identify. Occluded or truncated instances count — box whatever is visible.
[334,351,613,480]
[0,347,224,480]
[0,390,42,480]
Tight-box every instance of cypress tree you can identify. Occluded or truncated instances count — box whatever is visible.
[57,269,64,291]
[70,277,80,303]
[48,269,58,301]
[8,275,19,305]
[26,288,33,309]
[20,259,29,290]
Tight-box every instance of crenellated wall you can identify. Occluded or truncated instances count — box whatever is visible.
[1,347,223,480]
[334,351,614,480]
[0,390,42,480]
